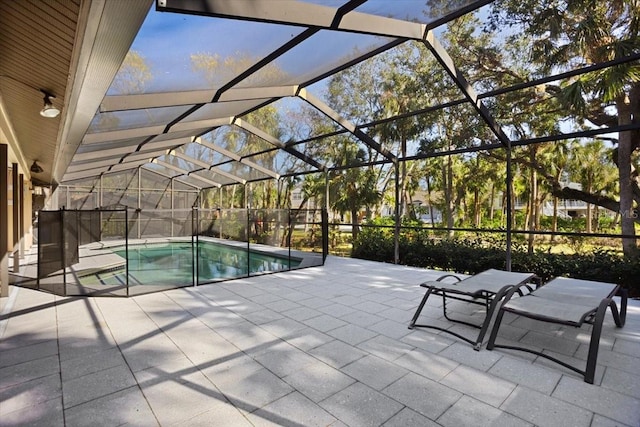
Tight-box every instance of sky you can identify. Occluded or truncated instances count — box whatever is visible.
[117,1,479,95]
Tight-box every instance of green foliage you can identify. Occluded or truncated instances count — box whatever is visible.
[352,226,640,295]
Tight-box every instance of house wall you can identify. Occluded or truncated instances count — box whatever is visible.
[1,127,35,297]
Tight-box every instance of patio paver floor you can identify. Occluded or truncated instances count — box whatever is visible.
[1,255,639,426]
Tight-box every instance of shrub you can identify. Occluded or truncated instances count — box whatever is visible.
[352,226,640,296]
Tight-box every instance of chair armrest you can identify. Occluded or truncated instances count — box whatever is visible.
[499,281,537,303]
[436,274,462,283]
[419,274,462,288]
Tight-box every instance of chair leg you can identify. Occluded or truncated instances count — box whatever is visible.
[584,298,610,384]
[486,306,507,351]
[606,287,627,328]
[474,288,508,350]
[409,287,434,329]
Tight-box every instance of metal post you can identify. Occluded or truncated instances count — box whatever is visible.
[170,178,174,237]
[19,174,24,257]
[505,142,513,271]
[325,171,330,255]
[125,208,129,297]
[322,208,329,263]
[394,161,400,264]
[137,167,141,239]
[0,145,8,297]
[193,206,198,286]
[287,209,292,270]
[12,164,19,273]
[246,183,251,276]
[60,209,67,297]
[246,206,250,277]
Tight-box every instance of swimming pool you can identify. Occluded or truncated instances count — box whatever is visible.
[83,240,301,288]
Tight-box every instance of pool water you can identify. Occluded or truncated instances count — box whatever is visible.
[87,241,300,287]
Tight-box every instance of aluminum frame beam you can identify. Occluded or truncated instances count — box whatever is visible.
[157,0,426,39]
[101,86,299,112]
[62,167,113,182]
[168,150,246,184]
[298,89,395,161]
[109,160,153,173]
[183,172,222,188]
[172,177,202,190]
[423,31,511,147]
[83,118,232,144]
[152,158,193,176]
[66,136,192,182]
[194,137,280,179]
[233,119,325,170]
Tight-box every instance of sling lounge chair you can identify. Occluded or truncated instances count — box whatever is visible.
[408,269,539,350]
[487,277,627,384]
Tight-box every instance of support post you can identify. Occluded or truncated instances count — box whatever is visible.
[394,160,400,264]
[170,178,174,237]
[505,141,513,271]
[12,164,19,272]
[219,187,223,238]
[19,174,25,257]
[60,209,67,297]
[0,145,8,297]
[192,206,198,286]
[137,167,141,239]
[125,208,129,297]
[325,171,330,255]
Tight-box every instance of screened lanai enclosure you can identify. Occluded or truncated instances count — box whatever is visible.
[7,0,637,296]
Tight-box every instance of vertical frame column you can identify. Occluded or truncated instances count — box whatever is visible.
[12,163,19,272]
[19,174,25,256]
[0,145,8,297]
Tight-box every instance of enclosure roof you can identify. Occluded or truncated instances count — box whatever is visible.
[2,0,638,190]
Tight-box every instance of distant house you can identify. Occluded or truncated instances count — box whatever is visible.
[514,182,615,219]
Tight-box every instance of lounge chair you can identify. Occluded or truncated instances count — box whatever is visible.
[486,277,627,384]
[408,269,539,350]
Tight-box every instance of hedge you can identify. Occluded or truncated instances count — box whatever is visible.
[352,222,639,296]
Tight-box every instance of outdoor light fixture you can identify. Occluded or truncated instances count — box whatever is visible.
[39,91,60,118]
[30,161,43,173]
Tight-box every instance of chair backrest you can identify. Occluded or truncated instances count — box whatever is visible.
[533,277,618,307]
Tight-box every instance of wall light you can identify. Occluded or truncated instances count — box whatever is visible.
[30,161,44,173]
[40,91,60,118]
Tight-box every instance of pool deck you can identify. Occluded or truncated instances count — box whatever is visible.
[1,255,639,426]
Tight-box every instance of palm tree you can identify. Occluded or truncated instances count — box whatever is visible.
[568,140,618,233]
[329,139,381,242]
[490,0,640,256]
[538,141,570,239]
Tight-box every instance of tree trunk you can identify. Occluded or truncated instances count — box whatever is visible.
[528,146,537,253]
[489,184,495,221]
[551,196,559,242]
[444,157,455,238]
[400,138,407,219]
[474,189,481,227]
[351,208,359,242]
[617,91,638,257]
[426,177,436,229]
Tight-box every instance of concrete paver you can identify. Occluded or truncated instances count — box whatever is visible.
[1,255,639,426]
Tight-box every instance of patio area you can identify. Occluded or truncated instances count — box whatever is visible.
[1,255,639,427]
